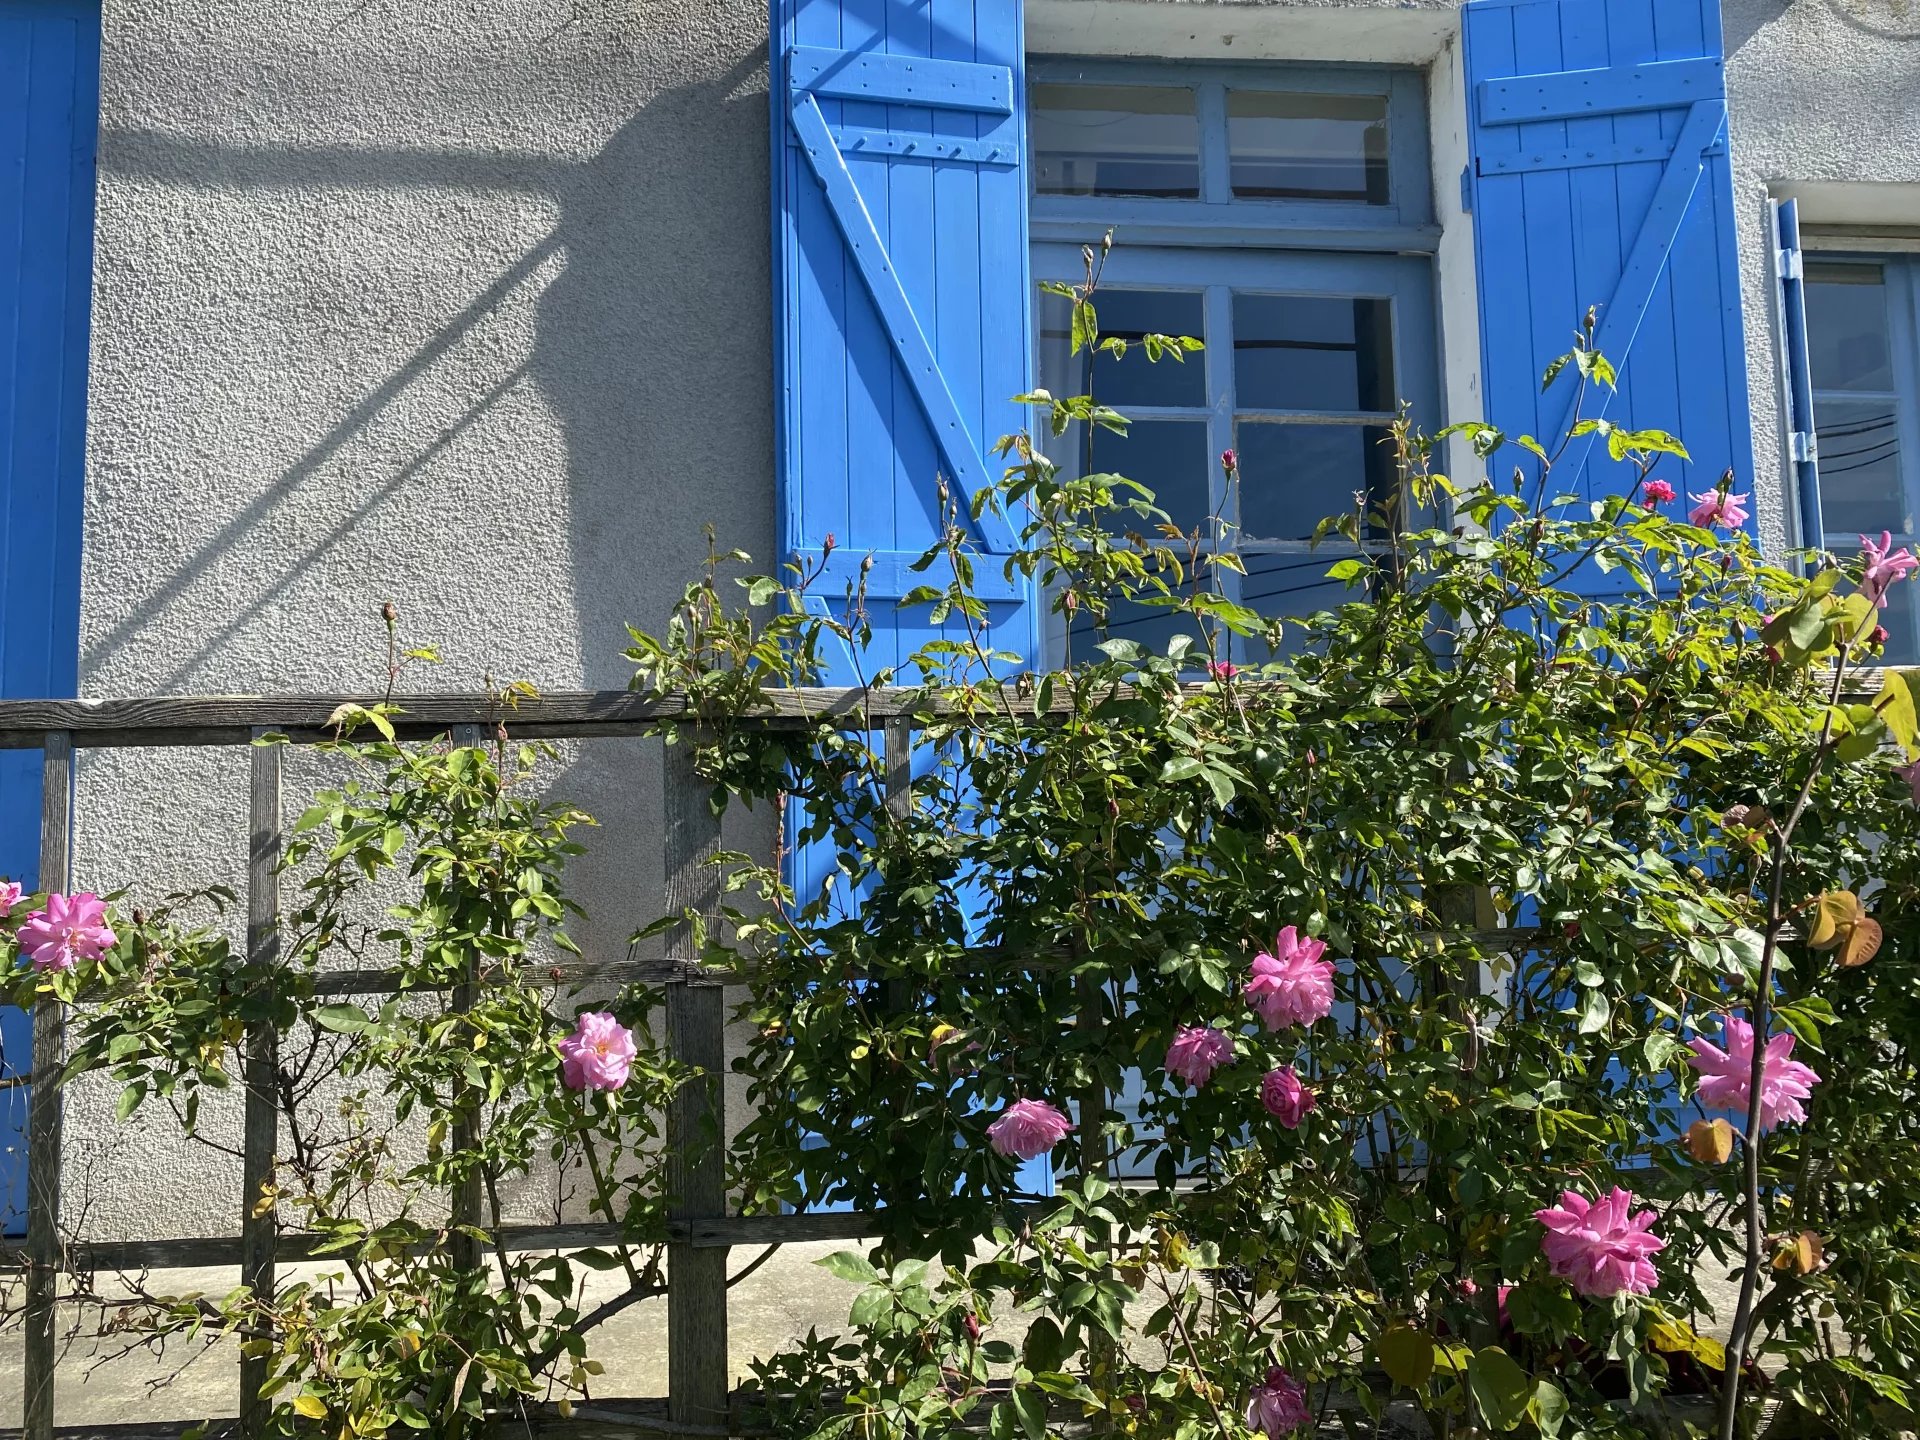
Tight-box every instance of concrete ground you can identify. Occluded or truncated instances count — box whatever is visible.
[0,1243,1752,1434]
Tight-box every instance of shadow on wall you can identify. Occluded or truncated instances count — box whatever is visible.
[88,47,776,962]
[89,45,774,696]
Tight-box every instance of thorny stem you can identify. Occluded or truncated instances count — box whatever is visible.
[1717,646,1854,1440]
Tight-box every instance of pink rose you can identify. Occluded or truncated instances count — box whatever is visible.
[1687,488,1750,530]
[1260,1066,1316,1128]
[18,892,116,973]
[1535,1186,1665,1298]
[559,1011,636,1092]
[985,1098,1073,1160]
[0,881,22,920]
[1245,1366,1310,1438]
[1860,531,1918,608]
[1165,1026,1233,1088]
[1687,1014,1818,1132]
[1207,661,1240,681]
[1642,479,1676,508]
[1246,927,1335,1030]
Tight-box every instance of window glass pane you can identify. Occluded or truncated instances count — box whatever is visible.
[1234,421,1395,542]
[1238,553,1361,638]
[1067,597,1206,664]
[1806,263,1894,393]
[1032,84,1201,198]
[1234,294,1395,413]
[1061,418,1212,534]
[1228,90,1389,203]
[1039,288,1206,409]
[1814,396,1908,534]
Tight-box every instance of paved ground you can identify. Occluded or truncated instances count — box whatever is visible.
[0,1243,1752,1433]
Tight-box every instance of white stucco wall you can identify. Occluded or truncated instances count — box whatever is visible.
[69,0,777,1239]
[1723,0,1920,556]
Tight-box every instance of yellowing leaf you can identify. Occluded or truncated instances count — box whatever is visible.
[1807,891,1863,952]
[1686,1118,1734,1165]
[292,1394,328,1419]
[1842,916,1883,969]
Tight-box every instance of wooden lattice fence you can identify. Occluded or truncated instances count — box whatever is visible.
[0,689,944,1440]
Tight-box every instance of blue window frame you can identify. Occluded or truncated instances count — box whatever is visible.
[1028,58,1441,668]
[1801,254,1920,663]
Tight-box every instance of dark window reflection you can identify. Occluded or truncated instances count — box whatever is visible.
[1033,84,1201,199]
[1234,294,1395,413]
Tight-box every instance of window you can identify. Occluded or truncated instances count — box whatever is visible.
[1027,59,1439,665]
[1804,256,1920,662]
[1029,60,1439,1180]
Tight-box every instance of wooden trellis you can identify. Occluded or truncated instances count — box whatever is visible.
[0,689,945,1440]
[0,678,1750,1437]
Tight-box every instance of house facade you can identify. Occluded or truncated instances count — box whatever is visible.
[2,0,1919,1236]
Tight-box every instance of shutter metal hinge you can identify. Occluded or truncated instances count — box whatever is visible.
[1460,164,1474,215]
[1776,247,1803,281]
[1791,432,1818,463]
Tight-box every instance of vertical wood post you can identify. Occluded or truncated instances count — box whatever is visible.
[240,733,283,1436]
[449,725,485,1274]
[664,732,728,1430]
[880,720,912,1021]
[23,732,72,1440]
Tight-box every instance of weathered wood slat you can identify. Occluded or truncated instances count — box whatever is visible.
[239,734,283,1438]
[295,923,1562,1000]
[0,676,1441,750]
[0,1209,906,1275]
[25,733,73,1440]
[663,734,730,1432]
[448,726,488,1276]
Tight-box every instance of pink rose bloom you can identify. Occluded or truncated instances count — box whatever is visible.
[18,892,116,973]
[0,881,21,919]
[1245,1366,1310,1438]
[1688,1014,1818,1132]
[1642,479,1676,508]
[1260,1066,1316,1128]
[1246,927,1335,1030]
[559,1011,636,1092]
[1860,531,1919,608]
[1207,661,1240,681]
[1871,624,1891,647]
[985,1098,1074,1160]
[1688,489,1750,529]
[1896,759,1920,805]
[1535,1186,1665,1298]
[1165,1026,1233,1088]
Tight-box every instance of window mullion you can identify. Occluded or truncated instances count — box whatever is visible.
[1881,259,1912,537]
[1196,80,1231,206]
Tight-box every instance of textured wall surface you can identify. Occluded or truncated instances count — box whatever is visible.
[71,0,775,1238]
[1723,0,1920,557]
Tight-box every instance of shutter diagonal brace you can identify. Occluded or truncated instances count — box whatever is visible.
[790,90,1020,554]
[1545,100,1725,491]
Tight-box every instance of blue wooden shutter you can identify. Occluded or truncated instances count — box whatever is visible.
[1465,0,1754,543]
[1773,198,1825,551]
[770,0,1048,1203]
[771,0,1037,681]
[0,0,99,1235]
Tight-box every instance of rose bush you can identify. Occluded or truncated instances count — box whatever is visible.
[6,266,1920,1439]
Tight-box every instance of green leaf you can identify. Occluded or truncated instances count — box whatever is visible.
[1010,1384,1047,1440]
[848,1284,891,1329]
[1378,1325,1435,1390]
[1529,1379,1568,1438]
[115,1081,146,1123]
[815,1251,881,1285]
[1467,1347,1533,1432]
[312,1005,370,1034]
[1576,988,1611,1035]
